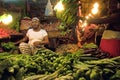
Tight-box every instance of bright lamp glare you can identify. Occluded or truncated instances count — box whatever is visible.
[82,21,87,28]
[88,13,92,16]
[85,16,89,19]
[91,2,99,15]
[0,18,2,22]
[92,8,98,14]
[54,1,64,11]
[94,3,99,8]
[2,14,12,25]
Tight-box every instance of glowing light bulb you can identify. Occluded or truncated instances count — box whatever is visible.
[2,14,12,25]
[94,3,99,8]
[54,1,64,11]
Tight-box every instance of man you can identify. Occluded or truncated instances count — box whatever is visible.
[15,17,49,55]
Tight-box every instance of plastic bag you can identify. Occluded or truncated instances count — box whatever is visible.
[45,0,54,16]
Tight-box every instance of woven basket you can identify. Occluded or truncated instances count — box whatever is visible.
[20,18,32,30]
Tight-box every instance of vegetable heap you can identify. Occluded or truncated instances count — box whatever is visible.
[1,42,16,51]
[0,47,119,80]
[0,28,21,39]
[0,28,10,39]
[56,0,79,26]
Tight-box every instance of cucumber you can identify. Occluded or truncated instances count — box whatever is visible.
[55,73,73,80]
[85,69,91,80]
[103,68,114,75]
[110,70,120,80]
[8,67,14,73]
[13,65,20,70]
[39,68,62,80]
[79,77,86,80]
[15,67,25,80]
[24,74,46,80]
[90,69,100,80]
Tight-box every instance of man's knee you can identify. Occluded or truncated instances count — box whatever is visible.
[19,42,32,54]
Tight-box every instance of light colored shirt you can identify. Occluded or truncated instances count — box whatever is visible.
[26,29,48,46]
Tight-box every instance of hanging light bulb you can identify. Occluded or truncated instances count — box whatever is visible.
[91,2,99,15]
[85,16,89,19]
[92,8,98,14]
[54,1,64,11]
[94,2,99,8]
[1,14,12,25]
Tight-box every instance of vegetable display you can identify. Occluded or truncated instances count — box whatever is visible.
[1,42,16,51]
[0,28,22,39]
[0,28,10,39]
[56,0,79,32]
[0,47,119,80]
[0,28,21,36]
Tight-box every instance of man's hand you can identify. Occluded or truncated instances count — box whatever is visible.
[14,42,19,46]
[33,41,40,47]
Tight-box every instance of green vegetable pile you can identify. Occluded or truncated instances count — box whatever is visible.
[82,43,98,49]
[0,48,119,80]
[1,42,16,52]
[56,0,78,26]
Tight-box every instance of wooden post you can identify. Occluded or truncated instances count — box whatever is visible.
[76,0,83,48]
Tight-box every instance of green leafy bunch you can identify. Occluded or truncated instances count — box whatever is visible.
[55,0,79,26]
[1,42,16,51]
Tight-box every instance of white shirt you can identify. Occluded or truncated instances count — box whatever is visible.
[26,29,48,46]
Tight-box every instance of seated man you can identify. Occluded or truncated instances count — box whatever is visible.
[15,17,49,55]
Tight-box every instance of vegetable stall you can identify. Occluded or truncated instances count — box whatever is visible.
[0,45,120,80]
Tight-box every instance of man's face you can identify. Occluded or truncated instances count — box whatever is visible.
[31,20,40,29]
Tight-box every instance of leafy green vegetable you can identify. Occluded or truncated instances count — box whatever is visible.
[0,48,119,80]
[83,43,98,49]
[1,42,16,51]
